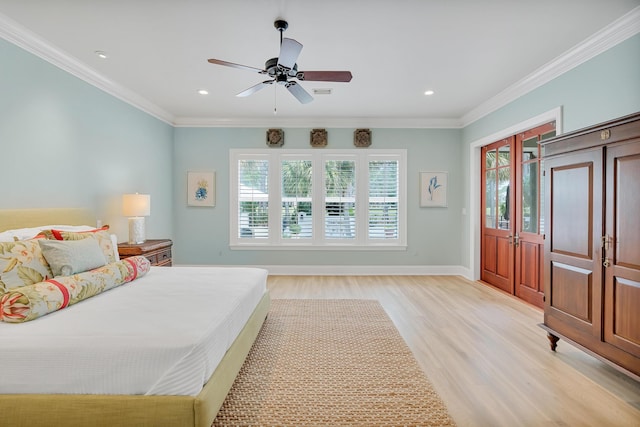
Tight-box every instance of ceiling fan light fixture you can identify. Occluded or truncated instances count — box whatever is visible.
[206,19,352,106]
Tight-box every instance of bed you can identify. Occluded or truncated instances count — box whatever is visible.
[0,208,270,427]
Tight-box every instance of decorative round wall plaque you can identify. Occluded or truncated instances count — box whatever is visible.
[354,128,372,147]
[266,128,284,147]
[310,129,328,147]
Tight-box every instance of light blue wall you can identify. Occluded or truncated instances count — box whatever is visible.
[3,31,638,269]
[463,34,640,143]
[172,127,464,266]
[0,39,174,241]
[460,34,640,270]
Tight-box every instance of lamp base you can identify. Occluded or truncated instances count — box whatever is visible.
[128,217,146,244]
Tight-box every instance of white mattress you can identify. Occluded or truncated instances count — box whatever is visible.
[0,266,268,396]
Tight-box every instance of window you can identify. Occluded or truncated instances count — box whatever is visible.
[230,149,406,249]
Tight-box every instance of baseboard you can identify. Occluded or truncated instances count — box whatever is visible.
[175,264,472,277]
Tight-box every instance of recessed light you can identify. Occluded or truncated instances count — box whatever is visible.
[94,51,108,59]
[198,89,209,95]
[424,90,435,96]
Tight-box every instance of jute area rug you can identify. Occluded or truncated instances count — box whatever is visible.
[213,299,456,427]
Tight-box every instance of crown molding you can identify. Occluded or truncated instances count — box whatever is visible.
[461,6,640,127]
[172,116,463,128]
[0,12,175,125]
[2,6,638,129]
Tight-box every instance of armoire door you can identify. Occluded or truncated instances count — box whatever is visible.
[603,139,640,357]
[544,146,603,337]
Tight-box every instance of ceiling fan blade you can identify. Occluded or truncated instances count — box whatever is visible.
[296,71,353,82]
[207,58,266,74]
[285,81,313,104]
[236,80,274,97]
[278,38,303,70]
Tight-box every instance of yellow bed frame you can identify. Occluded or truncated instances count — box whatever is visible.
[0,209,270,427]
[0,208,97,231]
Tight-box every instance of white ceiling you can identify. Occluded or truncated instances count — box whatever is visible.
[1,1,639,127]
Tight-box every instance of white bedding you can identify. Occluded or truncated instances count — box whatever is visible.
[0,266,268,396]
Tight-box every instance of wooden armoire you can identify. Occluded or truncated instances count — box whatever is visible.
[539,112,640,380]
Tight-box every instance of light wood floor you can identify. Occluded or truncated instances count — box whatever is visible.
[267,275,640,427]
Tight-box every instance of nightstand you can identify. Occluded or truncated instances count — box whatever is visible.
[118,239,173,266]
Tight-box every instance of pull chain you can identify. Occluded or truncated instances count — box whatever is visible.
[274,83,277,115]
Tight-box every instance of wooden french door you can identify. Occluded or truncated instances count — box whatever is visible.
[481,122,556,307]
[481,138,515,293]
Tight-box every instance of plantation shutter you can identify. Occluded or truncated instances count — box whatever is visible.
[368,160,399,239]
[281,159,313,239]
[324,159,356,239]
[230,149,406,248]
[238,159,269,239]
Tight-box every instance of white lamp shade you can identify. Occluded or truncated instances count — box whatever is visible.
[122,194,150,217]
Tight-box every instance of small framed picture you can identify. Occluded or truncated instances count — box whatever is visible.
[187,171,215,207]
[420,171,447,207]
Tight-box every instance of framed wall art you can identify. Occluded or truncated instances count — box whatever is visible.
[420,171,447,207]
[187,171,215,207]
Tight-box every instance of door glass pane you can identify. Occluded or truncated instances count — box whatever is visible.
[539,130,556,158]
[485,149,496,168]
[521,162,538,233]
[537,130,554,234]
[540,160,545,235]
[522,137,538,161]
[281,160,312,239]
[498,145,510,164]
[485,170,496,228]
[498,167,510,230]
[540,130,556,141]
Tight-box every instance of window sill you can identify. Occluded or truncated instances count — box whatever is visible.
[230,244,408,251]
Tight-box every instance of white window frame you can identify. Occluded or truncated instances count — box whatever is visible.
[230,149,407,250]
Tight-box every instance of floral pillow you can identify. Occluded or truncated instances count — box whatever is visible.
[0,225,99,242]
[0,255,150,323]
[0,240,54,294]
[37,227,116,264]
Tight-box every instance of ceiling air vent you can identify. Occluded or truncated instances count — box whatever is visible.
[313,88,332,95]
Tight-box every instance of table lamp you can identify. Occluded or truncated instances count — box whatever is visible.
[122,193,150,244]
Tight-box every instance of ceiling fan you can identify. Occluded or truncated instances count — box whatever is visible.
[207,20,352,104]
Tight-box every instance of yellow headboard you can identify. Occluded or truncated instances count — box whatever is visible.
[0,208,96,232]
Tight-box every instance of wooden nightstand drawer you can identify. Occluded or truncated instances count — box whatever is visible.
[118,239,173,267]
[144,253,158,265]
[156,248,172,266]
